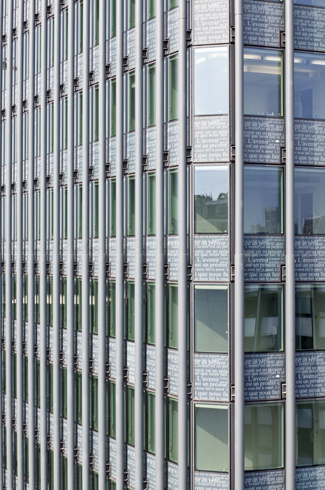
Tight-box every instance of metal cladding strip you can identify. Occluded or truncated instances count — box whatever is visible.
[234,0,245,485]
[155,0,165,488]
[135,0,144,488]
[16,0,24,487]
[178,0,188,488]
[5,3,13,488]
[98,0,107,488]
[0,0,3,480]
[82,0,90,488]
[40,1,48,487]
[28,1,36,487]
[285,0,296,487]
[67,1,75,488]
[53,0,61,486]
[116,0,125,487]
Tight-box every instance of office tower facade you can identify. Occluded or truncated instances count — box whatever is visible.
[1,0,325,489]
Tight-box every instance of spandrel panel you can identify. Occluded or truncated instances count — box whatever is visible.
[294,6,325,51]
[296,352,325,398]
[243,1,284,47]
[147,126,157,170]
[244,353,285,400]
[194,235,229,282]
[193,116,229,163]
[296,467,325,490]
[244,236,285,282]
[295,237,325,281]
[294,120,325,165]
[194,354,229,401]
[244,117,285,163]
[193,0,229,45]
[244,470,285,490]
[194,472,229,490]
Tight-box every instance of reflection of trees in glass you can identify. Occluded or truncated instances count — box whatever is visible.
[195,192,228,233]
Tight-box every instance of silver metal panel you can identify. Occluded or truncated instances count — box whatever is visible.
[294,6,325,52]
[193,116,229,163]
[296,467,325,490]
[244,470,285,490]
[194,354,229,401]
[110,137,117,175]
[147,19,157,61]
[168,462,179,490]
[109,338,117,379]
[77,331,83,370]
[243,1,283,47]
[93,45,100,82]
[110,37,117,76]
[168,8,179,53]
[127,237,136,278]
[128,132,136,173]
[93,335,99,376]
[296,352,325,398]
[168,349,179,396]
[194,235,229,282]
[244,117,285,163]
[127,445,136,488]
[168,121,179,166]
[127,29,136,69]
[109,238,117,277]
[147,126,157,169]
[127,341,136,385]
[294,120,325,165]
[93,141,99,179]
[77,424,83,461]
[295,237,325,281]
[93,430,99,471]
[168,236,180,280]
[194,472,229,490]
[93,238,99,276]
[244,236,285,282]
[147,453,156,489]
[244,354,285,401]
[193,0,229,45]
[110,438,117,479]
[147,236,156,279]
[146,345,156,390]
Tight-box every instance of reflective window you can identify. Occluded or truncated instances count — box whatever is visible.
[294,0,325,6]
[129,0,135,29]
[194,286,228,353]
[168,398,178,463]
[109,382,116,438]
[296,285,325,350]
[245,285,283,353]
[168,285,178,349]
[148,64,156,127]
[109,281,116,337]
[194,166,228,234]
[294,52,325,119]
[245,403,284,470]
[110,79,116,137]
[295,168,325,235]
[127,282,135,341]
[110,180,116,237]
[128,177,135,236]
[147,392,155,454]
[244,166,283,234]
[169,0,178,8]
[296,401,325,466]
[169,56,178,121]
[244,49,283,117]
[168,170,178,235]
[148,0,156,19]
[111,0,116,37]
[195,405,228,472]
[129,72,135,131]
[127,386,135,446]
[194,47,228,116]
[147,283,155,345]
[148,173,156,235]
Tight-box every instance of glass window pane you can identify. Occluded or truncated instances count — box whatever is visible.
[296,285,325,350]
[148,173,156,235]
[110,382,116,438]
[93,280,98,334]
[128,282,135,341]
[244,166,283,234]
[294,168,325,235]
[148,64,156,127]
[110,180,116,237]
[148,0,156,19]
[195,286,228,353]
[194,47,228,116]
[168,398,178,463]
[195,405,228,472]
[147,283,155,345]
[245,403,284,470]
[168,170,178,235]
[129,73,135,132]
[129,0,135,28]
[169,56,178,121]
[194,166,228,233]
[169,0,178,8]
[94,86,99,141]
[94,182,99,238]
[128,177,135,236]
[128,387,135,446]
[110,80,116,137]
[94,0,99,45]
[244,285,283,353]
[168,285,178,349]
[111,0,116,37]
[296,401,325,466]
[244,48,283,117]
[148,392,156,454]
[294,52,325,119]
[109,281,116,337]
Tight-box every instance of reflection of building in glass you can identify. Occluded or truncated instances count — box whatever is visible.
[303,215,325,235]
[265,207,279,234]
[195,192,228,233]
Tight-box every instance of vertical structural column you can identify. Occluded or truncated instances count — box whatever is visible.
[82,1,90,489]
[135,0,144,488]
[285,0,296,487]
[53,0,61,486]
[155,0,165,488]
[16,0,24,487]
[98,0,107,487]
[28,2,36,488]
[6,4,13,488]
[0,0,3,477]
[67,1,75,489]
[234,0,245,485]
[40,2,48,488]
[178,0,187,489]
[116,0,124,488]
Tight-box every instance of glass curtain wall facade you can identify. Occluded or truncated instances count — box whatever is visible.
[0,0,325,489]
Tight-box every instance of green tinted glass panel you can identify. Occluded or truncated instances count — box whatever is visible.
[94,182,99,238]
[129,72,135,131]
[110,281,116,337]
[111,80,116,137]
[168,170,178,234]
[128,177,135,236]
[169,56,178,121]
[148,173,156,235]
[195,405,228,471]
[296,401,325,466]
[148,392,156,454]
[110,382,116,438]
[128,387,135,446]
[128,282,135,341]
[129,0,135,28]
[148,0,156,19]
[296,285,325,350]
[147,283,155,345]
[94,86,99,141]
[148,64,156,126]
[168,398,178,463]
[110,180,116,237]
[168,285,178,349]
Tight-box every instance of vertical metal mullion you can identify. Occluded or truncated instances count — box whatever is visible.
[155,0,165,487]
[98,0,107,487]
[53,0,61,487]
[40,1,48,488]
[28,1,36,488]
[234,0,245,484]
[116,0,125,487]
[82,1,90,489]
[178,0,188,488]
[16,0,24,487]
[5,3,13,488]
[67,1,75,489]
[285,0,296,487]
[135,0,144,487]
[0,0,3,480]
